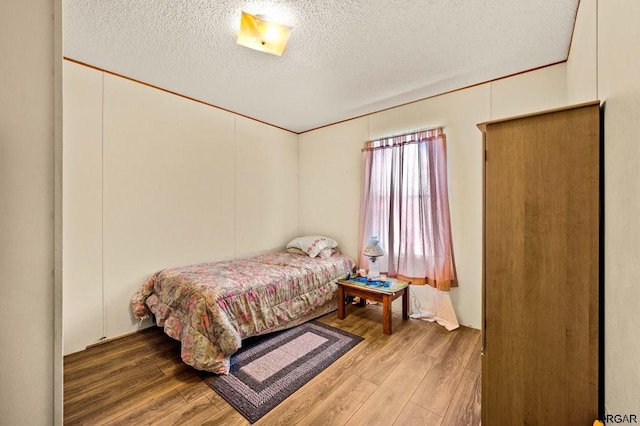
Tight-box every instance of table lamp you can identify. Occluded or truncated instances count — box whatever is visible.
[363,236,384,281]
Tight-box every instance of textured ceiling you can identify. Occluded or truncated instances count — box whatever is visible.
[63,0,580,133]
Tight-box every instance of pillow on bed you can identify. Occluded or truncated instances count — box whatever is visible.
[318,247,341,258]
[286,247,307,256]
[286,246,340,258]
[286,236,338,258]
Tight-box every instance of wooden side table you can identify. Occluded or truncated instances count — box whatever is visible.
[336,278,409,335]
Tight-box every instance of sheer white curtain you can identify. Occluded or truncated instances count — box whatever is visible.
[358,128,459,330]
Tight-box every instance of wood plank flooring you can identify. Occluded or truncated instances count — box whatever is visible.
[64,305,481,425]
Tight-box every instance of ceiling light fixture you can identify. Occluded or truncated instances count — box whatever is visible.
[236,11,292,56]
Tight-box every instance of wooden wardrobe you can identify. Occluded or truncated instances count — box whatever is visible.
[478,101,601,425]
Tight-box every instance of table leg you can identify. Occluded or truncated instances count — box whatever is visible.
[402,287,409,320]
[337,285,346,320]
[382,294,391,335]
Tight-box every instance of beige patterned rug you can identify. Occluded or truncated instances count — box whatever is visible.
[204,320,363,423]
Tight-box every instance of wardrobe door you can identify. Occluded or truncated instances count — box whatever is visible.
[481,102,600,425]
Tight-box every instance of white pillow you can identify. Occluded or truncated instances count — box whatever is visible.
[318,247,341,258]
[285,247,307,256]
[286,236,338,258]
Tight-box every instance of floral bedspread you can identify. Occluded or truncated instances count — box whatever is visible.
[131,251,354,374]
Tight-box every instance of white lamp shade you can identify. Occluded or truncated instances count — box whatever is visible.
[363,236,384,258]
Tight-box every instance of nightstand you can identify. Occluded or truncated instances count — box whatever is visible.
[336,277,409,335]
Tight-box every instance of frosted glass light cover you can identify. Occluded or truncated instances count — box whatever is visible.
[236,11,292,56]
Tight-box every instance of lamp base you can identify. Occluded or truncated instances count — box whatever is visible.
[367,260,381,281]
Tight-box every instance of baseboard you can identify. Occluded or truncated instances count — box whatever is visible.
[84,326,154,350]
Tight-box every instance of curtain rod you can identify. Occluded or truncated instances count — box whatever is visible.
[366,126,444,144]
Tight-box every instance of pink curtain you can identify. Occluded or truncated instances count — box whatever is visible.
[358,128,457,291]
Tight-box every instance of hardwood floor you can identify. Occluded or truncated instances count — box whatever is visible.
[64,305,481,425]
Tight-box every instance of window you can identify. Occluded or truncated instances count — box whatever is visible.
[358,127,457,290]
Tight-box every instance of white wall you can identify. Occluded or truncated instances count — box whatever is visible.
[568,0,640,414]
[63,61,104,353]
[63,61,298,354]
[0,0,61,424]
[567,0,598,104]
[297,118,370,259]
[299,65,568,328]
[490,64,567,119]
[235,116,299,257]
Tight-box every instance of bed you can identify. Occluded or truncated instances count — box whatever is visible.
[132,242,354,375]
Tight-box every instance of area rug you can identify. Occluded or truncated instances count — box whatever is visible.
[203,320,363,423]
